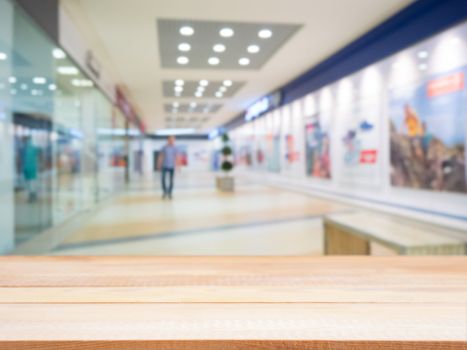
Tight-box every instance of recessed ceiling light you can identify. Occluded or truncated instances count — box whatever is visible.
[213,44,226,53]
[208,57,220,65]
[178,43,191,52]
[180,26,194,36]
[239,57,250,66]
[418,63,428,71]
[177,56,189,65]
[175,79,185,86]
[197,86,205,93]
[223,80,233,86]
[174,86,184,92]
[57,66,79,75]
[219,86,227,92]
[199,80,209,86]
[8,77,17,84]
[52,48,66,59]
[0,52,7,60]
[219,28,234,38]
[195,91,203,98]
[258,29,272,39]
[72,79,93,87]
[20,84,28,90]
[48,84,57,91]
[215,91,223,98]
[247,45,260,54]
[190,102,197,108]
[33,77,47,84]
[417,51,428,59]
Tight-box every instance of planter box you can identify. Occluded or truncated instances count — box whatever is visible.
[216,176,235,192]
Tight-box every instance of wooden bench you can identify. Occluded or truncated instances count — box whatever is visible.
[324,212,467,255]
[0,256,466,349]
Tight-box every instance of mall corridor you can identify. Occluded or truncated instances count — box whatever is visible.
[1,0,467,348]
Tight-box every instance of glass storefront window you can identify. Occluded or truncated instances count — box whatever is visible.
[0,0,128,253]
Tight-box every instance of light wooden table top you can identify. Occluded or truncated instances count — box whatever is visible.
[0,256,466,349]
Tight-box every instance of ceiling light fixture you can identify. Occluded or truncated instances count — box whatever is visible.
[199,80,209,86]
[72,79,93,87]
[258,29,272,39]
[418,63,428,71]
[195,92,203,98]
[175,79,185,86]
[177,56,189,65]
[8,77,17,84]
[417,51,429,59]
[20,84,28,90]
[48,84,57,91]
[52,48,66,59]
[33,77,47,85]
[180,26,194,36]
[208,57,220,65]
[219,86,227,92]
[215,91,223,98]
[174,86,184,92]
[190,102,197,108]
[178,43,191,52]
[213,44,226,53]
[57,66,79,75]
[0,52,7,60]
[239,57,250,66]
[247,45,260,54]
[219,28,234,38]
[223,80,233,86]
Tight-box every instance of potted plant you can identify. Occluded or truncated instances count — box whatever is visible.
[216,133,235,192]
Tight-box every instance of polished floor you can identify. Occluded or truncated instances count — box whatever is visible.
[54,172,350,256]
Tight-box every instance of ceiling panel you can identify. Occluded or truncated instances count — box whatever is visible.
[157,19,301,70]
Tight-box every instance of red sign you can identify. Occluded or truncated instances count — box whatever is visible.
[115,87,146,133]
[427,72,464,98]
[360,150,377,164]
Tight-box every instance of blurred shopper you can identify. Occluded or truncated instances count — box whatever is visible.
[22,137,38,202]
[158,136,178,199]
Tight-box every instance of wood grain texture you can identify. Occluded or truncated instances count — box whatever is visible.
[0,257,466,349]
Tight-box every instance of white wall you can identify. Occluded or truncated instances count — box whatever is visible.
[229,20,467,230]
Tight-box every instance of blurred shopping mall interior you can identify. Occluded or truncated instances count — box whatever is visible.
[0,0,466,257]
[1,1,467,348]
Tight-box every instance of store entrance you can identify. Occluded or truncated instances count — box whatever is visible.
[13,113,53,245]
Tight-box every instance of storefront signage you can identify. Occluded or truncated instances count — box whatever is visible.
[245,90,282,121]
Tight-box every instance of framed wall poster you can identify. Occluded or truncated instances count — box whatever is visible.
[389,67,467,193]
[338,98,382,188]
[304,113,331,179]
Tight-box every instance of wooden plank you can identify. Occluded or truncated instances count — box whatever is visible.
[0,303,465,342]
[0,257,466,348]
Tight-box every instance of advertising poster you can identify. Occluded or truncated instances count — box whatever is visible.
[285,134,300,164]
[389,68,467,193]
[338,100,381,187]
[305,113,331,179]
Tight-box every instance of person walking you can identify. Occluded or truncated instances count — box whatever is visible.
[158,136,178,199]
